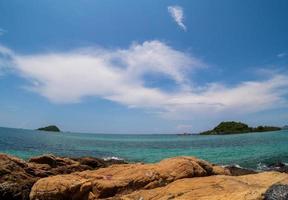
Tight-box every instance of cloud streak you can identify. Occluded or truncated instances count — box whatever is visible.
[1,41,288,120]
[0,28,7,36]
[168,6,187,31]
[277,52,287,58]
[0,44,14,75]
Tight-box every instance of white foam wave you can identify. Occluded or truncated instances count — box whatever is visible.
[221,164,243,168]
[102,156,124,161]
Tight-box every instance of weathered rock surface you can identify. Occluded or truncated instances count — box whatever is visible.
[224,165,257,176]
[30,156,229,200]
[224,162,288,176]
[0,154,36,200]
[3,154,288,200]
[0,154,125,200]
[264,184,288,200]
[266,162,288,173]
[121,172,288,200]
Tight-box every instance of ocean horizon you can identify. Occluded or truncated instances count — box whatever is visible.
[1,126,287,170]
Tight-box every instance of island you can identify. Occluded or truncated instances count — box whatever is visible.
[37,125,61,132]
[200,121,281,135]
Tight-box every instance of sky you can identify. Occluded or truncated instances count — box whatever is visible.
[0,0,288,134]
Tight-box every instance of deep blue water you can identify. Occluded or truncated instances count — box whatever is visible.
[0,127,287,169]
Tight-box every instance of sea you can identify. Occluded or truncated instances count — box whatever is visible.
[0,127,287,170]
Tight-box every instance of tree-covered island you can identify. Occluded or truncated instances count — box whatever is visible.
[200,121,281,135]
[37,125,61,132]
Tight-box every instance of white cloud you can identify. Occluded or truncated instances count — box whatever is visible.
[0,28,7,36]
[0,44,14,56]
[0,44,14,75]
[1,41,288,121]
[12,41,202,105]
[277,52,287,58]
[168,6,187,31]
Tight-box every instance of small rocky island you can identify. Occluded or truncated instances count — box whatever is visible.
[200,121,281,135]
[37,125,61,132]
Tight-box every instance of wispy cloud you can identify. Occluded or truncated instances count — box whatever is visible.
[168,6,187,31]
[277,52,287,58]
[0,28,7,36]
[0,44,14,75]
[1,41,288,121]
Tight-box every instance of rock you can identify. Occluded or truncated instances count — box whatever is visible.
[29,154,60,167]
[225,165,257,176]
[72,157,126,169]
[0,180,36,200]
[4,153,288,200]
[0,154,37,200]
[0,153,125,200]
[30,156,229,200]
[211,165,231,175]
[121,172,288,200]
[268,162,286,168]
[267,162,288,173]
[264,184,288,200]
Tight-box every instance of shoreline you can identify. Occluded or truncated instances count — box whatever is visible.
[4,150,288,172]
[1,153,288,199]
[1,127,287,168]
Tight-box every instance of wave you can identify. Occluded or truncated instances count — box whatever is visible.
[224,162,288,172]
[221,164,242,168]
[257,162,269,171]
[102,156,124,161]
[257,162,288,171]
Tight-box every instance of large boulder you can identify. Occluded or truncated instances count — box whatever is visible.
[0,154,36,200]
[30,156,230,200]
[121,172,288,200]
[0,153,125,200]
[29,154,67,167]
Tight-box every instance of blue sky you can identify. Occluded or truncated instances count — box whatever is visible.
[0,0,288,133]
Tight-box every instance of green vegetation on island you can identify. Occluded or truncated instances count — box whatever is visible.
[37,125,61,132]
[200,121,281,135]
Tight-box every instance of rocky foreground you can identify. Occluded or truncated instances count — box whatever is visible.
[0,153,125,200]
[1,154,288,200]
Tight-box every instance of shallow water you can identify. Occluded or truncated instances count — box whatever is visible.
[0,127,287,169]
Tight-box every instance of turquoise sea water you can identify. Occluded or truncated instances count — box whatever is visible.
[0,127,287,169]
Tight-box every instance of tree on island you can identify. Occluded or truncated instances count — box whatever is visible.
[200,121,281,135]
[37,125,61,132]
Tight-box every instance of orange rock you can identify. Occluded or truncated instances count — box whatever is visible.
[121,172,288,200]
[30,156,229,200]
[0,153,126,200]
